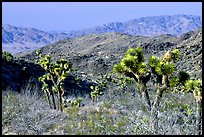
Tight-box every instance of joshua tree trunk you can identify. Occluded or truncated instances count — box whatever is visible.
[59,92,63,112]
[151,75,168,132]
[50,90,57,109]
[48,80,57,109]
[141,83,151,111]
[95,96,97,104]
[151,88,163,132]
[195,100,202,135]
[57,87,63,112]
[92,98,95,106]
[45,89,52,109]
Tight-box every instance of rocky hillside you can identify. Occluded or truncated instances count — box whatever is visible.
[2,15,201,54]
[17,28,202,83]
[176,29,202,79]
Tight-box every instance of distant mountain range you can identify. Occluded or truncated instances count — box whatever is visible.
[2,14,202,54]
[2,24,69,54]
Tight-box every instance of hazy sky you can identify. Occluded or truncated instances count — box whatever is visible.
[2,2,202,32]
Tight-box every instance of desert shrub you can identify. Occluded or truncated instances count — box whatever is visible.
[2,51,13,62]
[2,85,70,135]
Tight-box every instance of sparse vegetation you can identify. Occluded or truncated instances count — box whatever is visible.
[2,83,201,135]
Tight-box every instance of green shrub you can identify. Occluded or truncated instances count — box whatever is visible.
[2,51,13,62]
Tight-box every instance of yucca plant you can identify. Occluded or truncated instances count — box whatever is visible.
[113,47,189,132]
[36,50,72,111]
[90,85,103,105]
[148,49,180,131]
[185,79,202,135]
[39,73,56,109]
[113,47,151,111]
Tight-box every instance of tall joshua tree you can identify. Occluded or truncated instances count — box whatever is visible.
[148,49,180,131]
[113,47,185,132]
[113,47,151,110]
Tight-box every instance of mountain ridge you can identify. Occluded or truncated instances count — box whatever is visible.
[2,14,202,54]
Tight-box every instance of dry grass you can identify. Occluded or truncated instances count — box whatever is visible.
[2,84,202,135]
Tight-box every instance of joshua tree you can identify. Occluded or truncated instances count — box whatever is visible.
[148,49,180,131]
[37,51,72,112]
[39,73,56,109]
[185,79,202,135]
[113,46,202,134]
[90,85,103,105]
[113,47,151,110]
[113,47,188,132]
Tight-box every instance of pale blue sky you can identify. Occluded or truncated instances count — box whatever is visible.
[2,2,202,32]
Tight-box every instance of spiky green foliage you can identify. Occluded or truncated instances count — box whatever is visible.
[149,54,177,76]
[149,55,159,68]
[169,76,180,87]
[2,51,13,62]
[185,79,202,102]
[113,47,150,86]
[113,47,151,111]
[171,48,180,62]
[113,47,146,77]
